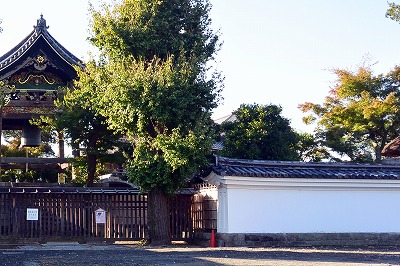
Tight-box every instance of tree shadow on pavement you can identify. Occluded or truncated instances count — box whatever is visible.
[3,245,400,265]
[139,246,400,265]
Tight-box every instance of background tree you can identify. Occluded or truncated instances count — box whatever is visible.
[220,103,300,161]
[0,130,57,182]
[386,2,400,22]
[78,0,222,244]
[299,65,400,162]
[38,86,125,186]
[297,132,333,162]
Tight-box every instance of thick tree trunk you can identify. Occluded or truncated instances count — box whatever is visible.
[375,150,382,163]
[87,153,97,186]
[374,141,384,163]
[147,187,171,245]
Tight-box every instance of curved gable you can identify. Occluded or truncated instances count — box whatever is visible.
[0,15,83,82]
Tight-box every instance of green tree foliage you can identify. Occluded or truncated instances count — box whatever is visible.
[386,2,400,22]
[299,65,400,162]
[0,132,57,182]
[39,85,125,186]
[79,0,222,244]
[297,132,332,162]
[220,104,300,161]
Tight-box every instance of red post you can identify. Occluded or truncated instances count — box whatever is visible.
[210,229,217,247]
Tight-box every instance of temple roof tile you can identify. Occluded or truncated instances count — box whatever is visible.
[0,15,83,76]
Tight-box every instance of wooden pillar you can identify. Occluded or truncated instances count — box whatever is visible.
[71,139,80,180]
[57,131,66,183]
[57,131,65,159]
[25,148,29,172]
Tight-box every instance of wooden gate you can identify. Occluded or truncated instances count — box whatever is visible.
[0,187,194,242]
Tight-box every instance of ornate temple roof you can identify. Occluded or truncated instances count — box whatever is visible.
[211,156,400,180]
[0,15,85,130]
[0,15,83,81]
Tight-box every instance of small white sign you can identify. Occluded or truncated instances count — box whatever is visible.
[95,208,106,224]
[27,208,39,221]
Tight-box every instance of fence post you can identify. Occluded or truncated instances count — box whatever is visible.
[12,194,18,239]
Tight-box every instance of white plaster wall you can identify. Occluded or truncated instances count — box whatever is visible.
[216,177,400,234]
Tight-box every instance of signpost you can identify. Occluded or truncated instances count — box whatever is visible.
[95,208,106,224]
[26,208,39,221]
[95,208,106,237]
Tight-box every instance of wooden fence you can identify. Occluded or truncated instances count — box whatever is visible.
[192,193,218,231]
[0,187,216,242]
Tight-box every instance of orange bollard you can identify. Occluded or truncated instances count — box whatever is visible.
[210,229,217,247]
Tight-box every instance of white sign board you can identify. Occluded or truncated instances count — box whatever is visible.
[27,208,39,221]
[95,208,106,224]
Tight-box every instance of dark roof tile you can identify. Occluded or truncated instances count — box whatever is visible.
[212,156,400,180]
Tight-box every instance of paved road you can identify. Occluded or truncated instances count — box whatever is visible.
[0,243,400,265]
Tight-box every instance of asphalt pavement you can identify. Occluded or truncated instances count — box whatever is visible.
[0,242,400,265]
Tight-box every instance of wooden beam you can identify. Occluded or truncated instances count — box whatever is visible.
[0,164,62,170]
[0,157,69,164]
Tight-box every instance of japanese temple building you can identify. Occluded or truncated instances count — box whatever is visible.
[0,15,82,169]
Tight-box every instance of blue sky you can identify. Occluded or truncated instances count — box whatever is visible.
[1,1,400,133]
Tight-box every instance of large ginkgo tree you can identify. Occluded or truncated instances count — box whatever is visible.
[77,0,222,244]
